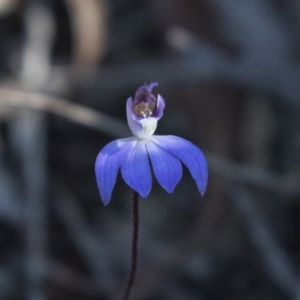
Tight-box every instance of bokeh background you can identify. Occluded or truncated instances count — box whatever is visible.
[0,0,300,299]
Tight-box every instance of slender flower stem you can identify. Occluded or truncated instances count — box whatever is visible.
[122,190,139,300]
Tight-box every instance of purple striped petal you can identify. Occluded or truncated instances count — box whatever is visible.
[95,138,133,205]
[152,135,208,195]
[121,140,152,198]
[146,140,182,193]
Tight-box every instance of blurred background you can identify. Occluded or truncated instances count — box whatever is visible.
[0,0,300,299]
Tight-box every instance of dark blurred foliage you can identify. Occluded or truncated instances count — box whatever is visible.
[0,0,300,299]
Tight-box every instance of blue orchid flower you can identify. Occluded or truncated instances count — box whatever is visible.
[95,82,208,205]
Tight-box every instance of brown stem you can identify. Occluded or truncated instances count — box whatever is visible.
[122,190,139,300]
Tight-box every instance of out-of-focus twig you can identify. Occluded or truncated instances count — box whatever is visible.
[20,2,54,87]
[16,3,55,300]
[64,0,108,68]
[15,111,48,300]
[230,185,300,299]
[0,88,130,138]
[0,0,18,16]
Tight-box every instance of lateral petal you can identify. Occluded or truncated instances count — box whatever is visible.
[135,82,158,96]
[146,140,182,193]
[95,138,133,205]
[153,94,165,119]
[126,96,142,136]
[152,135,208,195]
[121,140,152,198]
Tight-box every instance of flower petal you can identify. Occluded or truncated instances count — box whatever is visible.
[146,140,182,193]
[121,140,152,198]
[152,135,208,195]
[126,96,142,135]
[153,94,165,119]
[95,138,133,205]
[135,82,158,96]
